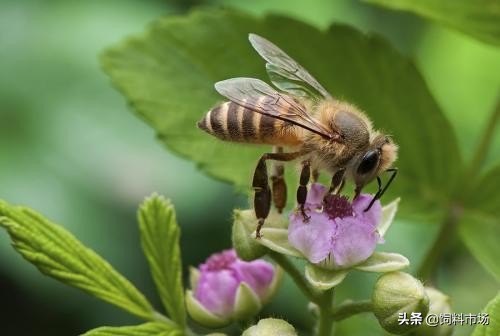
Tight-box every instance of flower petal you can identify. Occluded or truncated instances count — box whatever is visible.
[352,193,382,227]
[231,259,274,299]
[378,198,400,237]
[186,290,231,328]
[305,183,328,208]
[288,211,335,263]
[331,217,380,267]
[233,283,262,321]
[355,252,409,272]
[305,264,348,290]
[254,228,302,257]
[194,269,239,317]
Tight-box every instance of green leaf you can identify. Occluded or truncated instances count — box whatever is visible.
[304,264,347,290]
[459,211,500,282]
[0,201,155,320]
[472,292,500,336]
[101,9,461,215]
[138,194,186,327]
[460,165,500,282]
[364,0,500,46]
[82,322,182,336]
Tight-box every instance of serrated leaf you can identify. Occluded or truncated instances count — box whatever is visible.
[471,292,500,336]
[364,0,500,46]
[82,322,182,336]
[138,194,186,327]
[101,9,461,217]
[0,201,155,320]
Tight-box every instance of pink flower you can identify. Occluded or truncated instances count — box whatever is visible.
[288,183,383,269]
[186,249,281,327]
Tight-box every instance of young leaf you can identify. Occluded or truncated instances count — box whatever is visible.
[0,201,155,320]
[460,165,500,282]
[471,292,500,336]
[101,9,461,218]
[364,0,500,46]
[82,322,182,336]
[138,194,186,327]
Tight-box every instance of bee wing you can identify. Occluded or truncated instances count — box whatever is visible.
[249,34,331,100]
[215,77,334,139]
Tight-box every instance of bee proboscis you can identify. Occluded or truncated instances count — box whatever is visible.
[198,34,398,237]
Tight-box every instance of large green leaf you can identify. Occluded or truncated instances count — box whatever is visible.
[472,292,500,336]
[82,322,182,336]
[138,194,186,327]
[460,165,500,282]
[0,201,155,320]
[364,0,500,46]
[101,9,461,214]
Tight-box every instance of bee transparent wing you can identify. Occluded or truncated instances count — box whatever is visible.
[249,34,331,100]
[215,77,333,139]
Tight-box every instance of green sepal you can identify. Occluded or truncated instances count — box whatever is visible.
[185,290,230,328]
[304,264,348,291]
[355,252,409,272]
[233,283,262,321]
[253,228,302,258]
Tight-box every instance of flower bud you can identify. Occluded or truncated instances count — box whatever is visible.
[372,272,429,335]
[242,318,297,336]
[186,249,281,327]
[414,287,453,336]
[232,209,267,261]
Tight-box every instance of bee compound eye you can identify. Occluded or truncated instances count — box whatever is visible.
[357,150,379,175]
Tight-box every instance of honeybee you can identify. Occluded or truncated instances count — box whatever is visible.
[198,34,398,237]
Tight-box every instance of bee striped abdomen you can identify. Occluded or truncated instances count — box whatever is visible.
[197,100,288,144]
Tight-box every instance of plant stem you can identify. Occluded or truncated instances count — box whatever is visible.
[268,251,319,302]
[331,300,372,321]
[317,289,335,336]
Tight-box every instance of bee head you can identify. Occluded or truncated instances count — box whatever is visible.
[353,134,398,192]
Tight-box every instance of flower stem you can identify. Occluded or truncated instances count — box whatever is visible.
[268,251,319,302]
[331,300,372,321]
[317,289,335,336]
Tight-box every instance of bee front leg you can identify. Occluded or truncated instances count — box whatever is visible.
[253,151,302,238]
[271,146,286,214]
[297,160,311,222]
[328,168,346,195]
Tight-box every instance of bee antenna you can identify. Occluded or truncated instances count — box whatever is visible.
[364,168,398,212]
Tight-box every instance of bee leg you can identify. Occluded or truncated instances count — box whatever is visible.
[271,146,286,214]
[297,160,311,222]
[328,168,346,195]
[253,151,303,238]
[312,169,319,182]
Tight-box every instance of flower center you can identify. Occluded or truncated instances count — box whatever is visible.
[203,249,237,271]
[323,194,353,219]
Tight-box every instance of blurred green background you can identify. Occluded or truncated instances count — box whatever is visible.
[0,0,498,335]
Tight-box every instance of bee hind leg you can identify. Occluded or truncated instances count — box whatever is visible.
[253,151,302,238]
[297,160,311,222]
[271,147,287,214]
